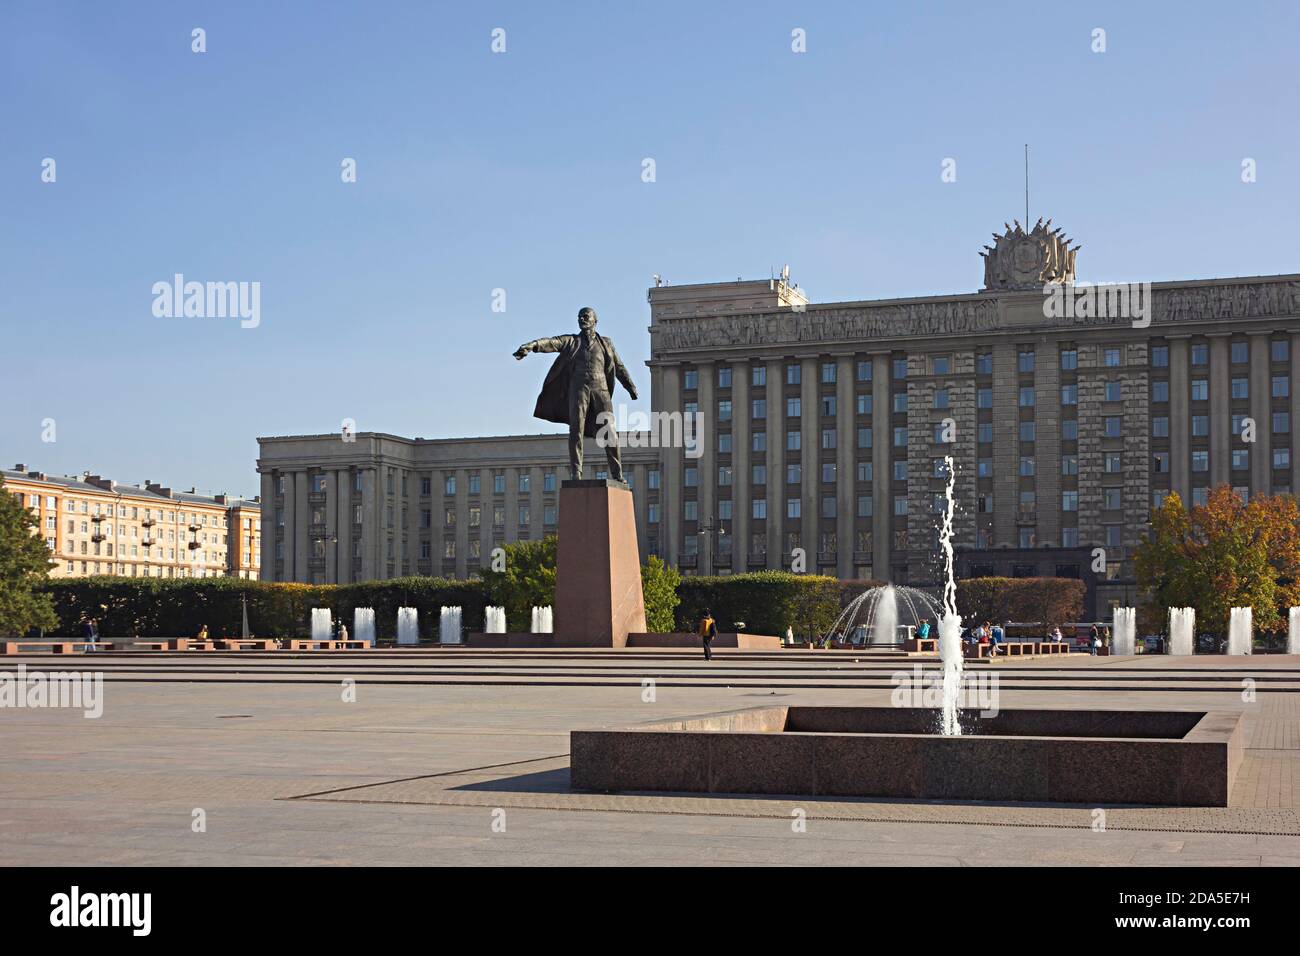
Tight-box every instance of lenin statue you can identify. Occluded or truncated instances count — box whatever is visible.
[513,307,638,481]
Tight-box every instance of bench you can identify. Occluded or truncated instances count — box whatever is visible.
[903,637,938,653]
[0,641,79,655]
[215,639,278,651]
[1033,641,1070,655]
[998,642,1034,657]
[282,639,372,651]
[962,643,991,659]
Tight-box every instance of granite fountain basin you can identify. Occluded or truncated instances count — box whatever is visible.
[570,706,1243,806]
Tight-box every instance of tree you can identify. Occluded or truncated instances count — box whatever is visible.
[0,483,58,637]
[1135,486,1296,637]
[478,536,557,632]
[640,555,680,632]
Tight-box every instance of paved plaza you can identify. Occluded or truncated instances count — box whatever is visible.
[1,648,1298,866]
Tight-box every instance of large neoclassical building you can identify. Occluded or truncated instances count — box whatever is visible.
[257,221,1300,617]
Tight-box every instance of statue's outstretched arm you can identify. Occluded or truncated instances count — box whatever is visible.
[513,335,570,359]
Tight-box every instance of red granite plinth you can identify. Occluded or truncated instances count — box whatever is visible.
[554,480,646,648]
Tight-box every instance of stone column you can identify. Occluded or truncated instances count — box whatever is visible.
[766,358,783,567]
[1249,333,1271,495]
[361,467,378,581]
[293,471,309,582]
[505,465,519,546]
[659,365,683,567]
[836,354,854,578]
[1210,335,1230,487]
[697,362,715,574]
[1292,332,1300,493]
[335,469,351,583]
[258,473,274,581]
[991,342,1017,547]
[1169,338,1191,504]
[632,462,648,560]
[871,354,890,579]
[324,470,338,582]
[732,361,750,574]
[800,356,817,566]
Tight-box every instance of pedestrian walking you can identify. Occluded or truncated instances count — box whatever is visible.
[698,608,717,661]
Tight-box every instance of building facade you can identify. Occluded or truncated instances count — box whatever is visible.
[257,222,1300,617]
[255,433,660,584]
[2,466,261,580]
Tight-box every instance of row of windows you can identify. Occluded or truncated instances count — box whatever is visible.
[679,340,1293,391]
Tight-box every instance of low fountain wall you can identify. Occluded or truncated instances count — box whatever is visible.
[571,705,1243,806]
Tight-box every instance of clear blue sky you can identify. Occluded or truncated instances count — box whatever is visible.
[2,0,1296,497]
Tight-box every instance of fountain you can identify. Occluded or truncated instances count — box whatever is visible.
[824,584,942,646]
[1290,607,1300,656]
[484,606,507,634]
[353,607,375,646]
[439,606,463,644]
[396,606,419,646]
[1112,607,1136,656]
[936,454,963,736]
[1168,607,1195,656]
[531,606,553,633]
[1226,607,1253,655]
[310,608,332,642]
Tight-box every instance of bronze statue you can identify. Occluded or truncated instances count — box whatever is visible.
[513,307,638,481]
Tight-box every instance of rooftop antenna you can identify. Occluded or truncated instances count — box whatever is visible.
[1024,144,1030,230]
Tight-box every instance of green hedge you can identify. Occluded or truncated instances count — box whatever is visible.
[674,571,843,639]
[39,577,487,640]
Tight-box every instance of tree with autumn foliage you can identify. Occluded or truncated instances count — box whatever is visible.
[1135,486,1300,638]
[0,482,59,636]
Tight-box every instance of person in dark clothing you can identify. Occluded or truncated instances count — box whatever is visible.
[698,609,717,661]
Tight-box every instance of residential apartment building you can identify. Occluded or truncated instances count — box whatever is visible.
[2,466,261,579]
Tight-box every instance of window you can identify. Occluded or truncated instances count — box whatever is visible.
[1231,378,1248,400]
[857,360,872,381]
[821,362,836,384]
[894,496,908,516]
[1104,453,1122,473]
[822,497,836,518]
[787,397,801,417]
[893,358,907,379]
[1061,384,1077,405]
[1192,450,1209,472]
[933,389,949,409]
[1191,344,1208,365]
[1152,380,1169,402]
[1019,421,1036,442]
[1152,417,1169,438]
[684,467,698,487]
[1273,376,1290,398]
[647,470,659,490]
[1019,387,1035,407]
[684,501,698,522]
[1153,451,1169,473]
[752,431,766,452]
[718,400,732,421]
[1018,351,1035,372]
[786,464,801,485]
[978,423,994,443]
[821,463,836,484]
[718,366,732,388]
[787,498,801,519]
[1192,416,1209,437]
[718,466,733,486]
[1104,381,1122,402]
[1062,491,1078,512]
[751,499,767,520]
[1151,345,1169,367]
[1062,527,1079,547]
[893,427,908,447]
[1103,348,1121,367]
[978,459,992,478]
[893,393,907,413]
[857,461,873,481]
[978,387,993,408]
[1018,528,1035,548]
[932,356,950,375]
[752,464,766,484]
[787,431,801,450]
[893,461,907,482]
[1274,412,1291,433]
[933,423,952,444]
[1019,457,1035,477]
[820,396,836,417]
[857,496,873,517]
[752,398,766,419]
[1271,340,1290,362]
[468,505,481,527]
[1106,526,1122,547]
[1274,448,1291,470]
[976,353,993,375]
[1232,449,1249,471]
[1060,349,1078,370]
[933,458,950,478]
[444,476,456,495]
[1231,342,1249,364]
[543,471,557,492]
[752,366,766,386]
[1104,416,1122,438]
[684,369,698,390]
[1191,380,1208,401]
[786,364,801,385]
